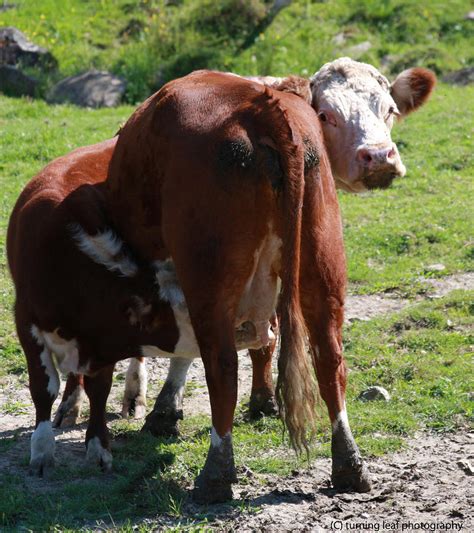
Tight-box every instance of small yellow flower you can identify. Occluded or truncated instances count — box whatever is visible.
[40,14,45,20]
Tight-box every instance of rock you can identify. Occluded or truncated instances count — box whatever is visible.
[47,70,126,108]
[442,67,474,86]
[457,460,474,476]
[0,65,38,96]
[0,26,57,70]
[332,32,346,46]
[0,4,16,13]
[358,386,391,402]
[345,41,372,59]
[425,263,446,273]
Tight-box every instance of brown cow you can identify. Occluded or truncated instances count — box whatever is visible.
[9,69,369,503]
[55,58,436,437]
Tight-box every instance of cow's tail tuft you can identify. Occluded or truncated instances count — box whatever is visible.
[258,89,318,454]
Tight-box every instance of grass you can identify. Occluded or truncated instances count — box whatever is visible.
[1,1,473,101]
[0,292,472,529]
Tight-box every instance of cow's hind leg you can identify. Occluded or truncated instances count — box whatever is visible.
[142,357,192,437]
[18,322,60,477]
[303,300,371,493]
[53,373,85,428]
[188,313,238,504]
[248,344,278,419]
[122,357,147,419]
[84,364,114,472]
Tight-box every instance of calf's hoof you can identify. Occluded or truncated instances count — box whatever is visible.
[332,460,371,493]
[122,396,147,419]
[86,437,113,472]
[29,454,54,478]
[52,406,80,428]
[248,390,278,419]
[141,409,182,438]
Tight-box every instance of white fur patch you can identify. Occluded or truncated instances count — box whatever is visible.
[86,436,113,471]
[122,358,148,418]
[153,259,200,357]
[211,426,228,447]
[31,421,55,465]
[41,329,89,375]
[40,348,60,398]
[70,223,138,277]
[332,404,350,432]
[166,357,193,410]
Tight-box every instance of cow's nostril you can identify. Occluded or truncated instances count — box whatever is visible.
[387,148,395,160]
[363,153,372,163]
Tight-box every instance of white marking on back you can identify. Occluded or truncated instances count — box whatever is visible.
[31,421,55,465]
[70,223,138,277]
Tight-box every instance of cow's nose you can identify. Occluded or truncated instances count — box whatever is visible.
[357,145,397,169]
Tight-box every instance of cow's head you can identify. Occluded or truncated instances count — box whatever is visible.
[310,57,436,192]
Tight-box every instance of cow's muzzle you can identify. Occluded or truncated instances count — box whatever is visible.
[356,143,406,189]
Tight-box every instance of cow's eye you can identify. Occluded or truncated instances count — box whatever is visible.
[388,106,395,115]
[319,112,327,122]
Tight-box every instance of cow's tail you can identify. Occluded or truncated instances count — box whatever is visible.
[258,90,318,454]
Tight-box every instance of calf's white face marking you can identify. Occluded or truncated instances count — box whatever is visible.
[70,223,138,277]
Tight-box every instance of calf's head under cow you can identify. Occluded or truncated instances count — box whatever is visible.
[309,57,436,192]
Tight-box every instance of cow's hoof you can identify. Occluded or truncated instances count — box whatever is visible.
[332,462,371,493]
[192,475,234,504]
[86,437,113,472]
[141,409,182,438]
[248,391,278,419]
[122,397,147,420]
[29,454,55,478]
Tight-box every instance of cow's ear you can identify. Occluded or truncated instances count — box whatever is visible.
[390,68,436,116]
[273,76,312,105]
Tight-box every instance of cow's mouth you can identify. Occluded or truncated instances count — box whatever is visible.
[362,172,398,190]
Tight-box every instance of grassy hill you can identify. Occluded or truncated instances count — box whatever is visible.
[1,0,473,101]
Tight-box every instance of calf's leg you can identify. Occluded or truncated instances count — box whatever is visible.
[84,364,114,472]
[122,357,147,419]
[248,343,278,418]
[53,372,85,428]
[18,322,60,477]
[142,357,192,436]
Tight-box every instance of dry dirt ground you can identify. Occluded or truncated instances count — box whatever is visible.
[0,272,473,531]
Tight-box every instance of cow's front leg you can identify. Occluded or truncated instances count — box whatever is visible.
[305,302,371,492]
[84,364,114,472]
[122,357,147,419]
[18,322,60,477]
[191,322,238,504]
[53,372,85,428]
[142,357,192,437]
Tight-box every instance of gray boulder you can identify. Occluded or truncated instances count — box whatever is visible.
[0,26,57,70]
[47,70,126,108]
[442,67,474,86]
[358,386,391,402]
[0,65,38,96]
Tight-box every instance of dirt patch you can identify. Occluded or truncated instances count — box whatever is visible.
[0,272,473,529]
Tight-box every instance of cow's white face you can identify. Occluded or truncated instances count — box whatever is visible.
[310,58,436,192]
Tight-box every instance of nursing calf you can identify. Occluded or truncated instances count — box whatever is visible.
[9,70,368,502]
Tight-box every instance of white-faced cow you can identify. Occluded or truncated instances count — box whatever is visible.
[72,57,434,437]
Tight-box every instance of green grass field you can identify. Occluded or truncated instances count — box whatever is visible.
[0,0,473,529]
